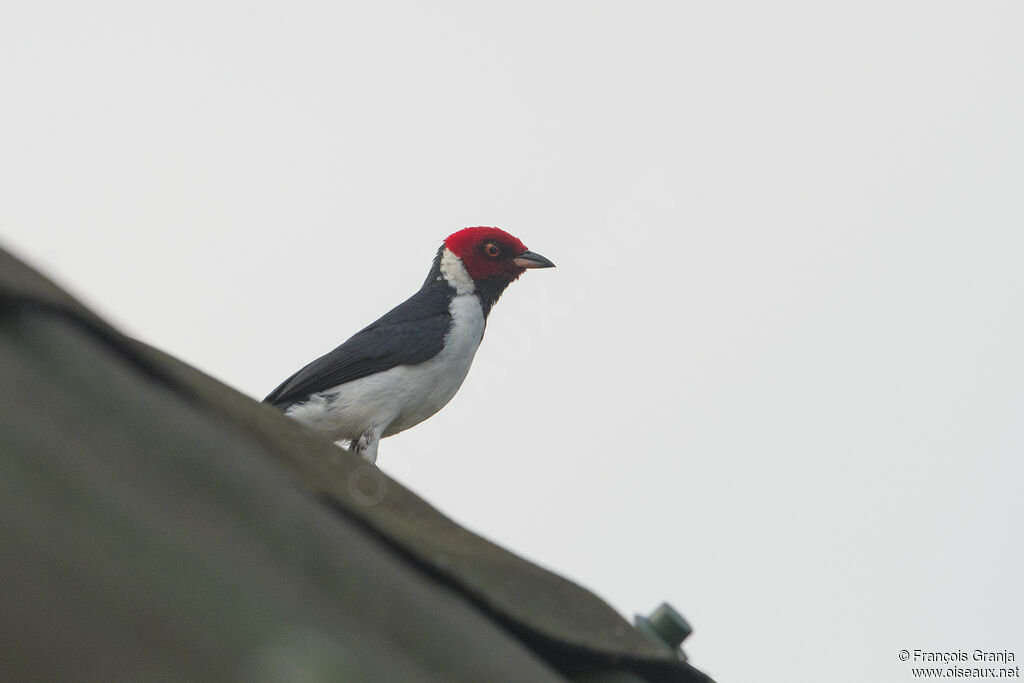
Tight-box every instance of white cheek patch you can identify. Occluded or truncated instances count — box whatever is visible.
[439,248,476,294]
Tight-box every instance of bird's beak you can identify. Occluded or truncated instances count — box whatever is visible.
[513,250,556,269]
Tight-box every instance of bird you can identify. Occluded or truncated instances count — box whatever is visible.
[264,227,555,463]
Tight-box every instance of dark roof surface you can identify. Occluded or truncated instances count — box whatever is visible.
[0,245,714,683]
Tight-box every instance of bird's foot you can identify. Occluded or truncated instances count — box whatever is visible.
[349,431,380,464]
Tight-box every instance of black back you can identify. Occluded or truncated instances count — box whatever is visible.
[264,261,454,409]
[264,244,523,410]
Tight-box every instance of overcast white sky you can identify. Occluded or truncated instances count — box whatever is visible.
[3,2,1023,681]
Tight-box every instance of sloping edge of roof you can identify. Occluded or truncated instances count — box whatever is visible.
[0,244,714,683]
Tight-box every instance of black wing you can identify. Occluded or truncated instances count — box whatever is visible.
[264,279,453,410]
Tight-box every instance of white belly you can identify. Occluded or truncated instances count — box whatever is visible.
[285,294,485,441]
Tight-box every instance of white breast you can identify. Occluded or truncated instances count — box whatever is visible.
[285,293,485,441]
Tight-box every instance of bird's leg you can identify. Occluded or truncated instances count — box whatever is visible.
[350,430,381,464]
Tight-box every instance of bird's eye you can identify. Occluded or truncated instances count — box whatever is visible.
[483,242,501,258]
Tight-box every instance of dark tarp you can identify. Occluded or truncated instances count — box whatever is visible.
[0,245,714,683]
